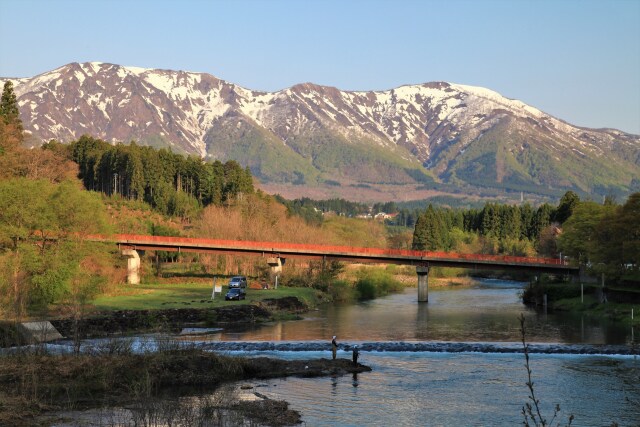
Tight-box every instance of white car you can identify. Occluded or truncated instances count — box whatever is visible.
[228,276,247,289]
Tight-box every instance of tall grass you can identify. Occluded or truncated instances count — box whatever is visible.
[354,267,404,300]
[329,279,357,302]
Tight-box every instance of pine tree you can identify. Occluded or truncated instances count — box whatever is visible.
[0,81,24,155]
[412,212,428,250]
[554,191,580,224]
[0,81,22,131]
[412,205,446,251]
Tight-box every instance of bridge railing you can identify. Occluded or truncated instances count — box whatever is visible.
[88,234,566,267]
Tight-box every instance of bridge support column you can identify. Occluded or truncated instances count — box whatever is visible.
[267,257,283,274]
[417,265,429,303]
[122,249,140,285]
[267,257,283,287]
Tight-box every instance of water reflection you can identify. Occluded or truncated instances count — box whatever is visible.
[204,279,631,345]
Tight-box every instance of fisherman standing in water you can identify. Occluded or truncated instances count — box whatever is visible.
[331,336,338,360]
[352,345,359,366]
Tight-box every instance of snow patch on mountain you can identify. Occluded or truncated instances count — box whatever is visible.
[2,62,638,189]
[123,65,149,76]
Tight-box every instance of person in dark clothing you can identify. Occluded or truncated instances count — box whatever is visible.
[331,336,338,360]
[352,345,359,366]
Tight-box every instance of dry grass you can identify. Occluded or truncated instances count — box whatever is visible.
[430,276,475,288]
[195,193,331,245]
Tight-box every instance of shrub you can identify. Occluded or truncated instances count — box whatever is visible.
[329,280,356,302]
[355,279,377,300]
[354,268,404,300]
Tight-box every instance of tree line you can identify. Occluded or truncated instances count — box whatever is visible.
[0,82,113,318]
[410,191,582,256]
[411,190,639,285]
[558,193,639,284]
[68,135,254,218]
[277,196,400,222]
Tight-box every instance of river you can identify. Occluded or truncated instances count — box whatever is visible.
[192,278,639,426]
[46,278,640,426]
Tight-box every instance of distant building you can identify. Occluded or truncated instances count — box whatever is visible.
[374,212,398,220]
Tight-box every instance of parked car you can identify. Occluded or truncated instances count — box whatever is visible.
[225,288,246,301]
[228,276,248,289]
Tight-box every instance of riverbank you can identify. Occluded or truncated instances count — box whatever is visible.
[0,348,371,426]
[551,295,640,326]
[0,288,372,426]
[1,275,494,344]
[51,277,477,338]
[89,281,322,312]
[0,296,312,347]
[52,296,310,338]
[522,282,640,327]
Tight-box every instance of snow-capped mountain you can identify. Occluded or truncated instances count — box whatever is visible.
[3,62,639,200]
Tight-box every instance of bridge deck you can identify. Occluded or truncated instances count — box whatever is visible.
[88,234,578,275]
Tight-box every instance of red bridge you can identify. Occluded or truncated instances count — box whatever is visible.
[88,234,578,302]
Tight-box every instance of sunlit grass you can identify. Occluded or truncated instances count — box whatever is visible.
[91,282,320,311]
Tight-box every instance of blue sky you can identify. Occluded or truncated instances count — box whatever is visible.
[1,0,638,134]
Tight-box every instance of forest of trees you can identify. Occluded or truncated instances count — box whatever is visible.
[277,197,398,220]
[0,82,115,318]
[411,190,639,285]
[68,135,254,218]
[411,201,560,253]
[558,193,639,283]
[0,81,256,316]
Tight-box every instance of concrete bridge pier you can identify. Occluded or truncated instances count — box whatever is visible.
[267,257,283,274]
[267,256,283,287]
[417,265,429,302]
[122,249,140,285]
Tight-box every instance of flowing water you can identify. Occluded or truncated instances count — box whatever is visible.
[190,279,639,426]
[48,279,640,425]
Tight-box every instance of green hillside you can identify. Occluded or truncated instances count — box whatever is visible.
[205,113,434,187]
[204,113,320,184]
[442,118,639,197]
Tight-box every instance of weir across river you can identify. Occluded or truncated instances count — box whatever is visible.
[87,234,579,302]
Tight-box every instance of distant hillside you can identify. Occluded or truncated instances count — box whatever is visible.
[3,62,639,202]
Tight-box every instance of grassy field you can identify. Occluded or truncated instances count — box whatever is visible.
[91,282,321,311]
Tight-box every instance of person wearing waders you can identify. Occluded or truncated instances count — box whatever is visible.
[331,336,338,360]
[352,345,359,366]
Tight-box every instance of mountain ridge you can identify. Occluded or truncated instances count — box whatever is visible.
[3,62,639,202]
